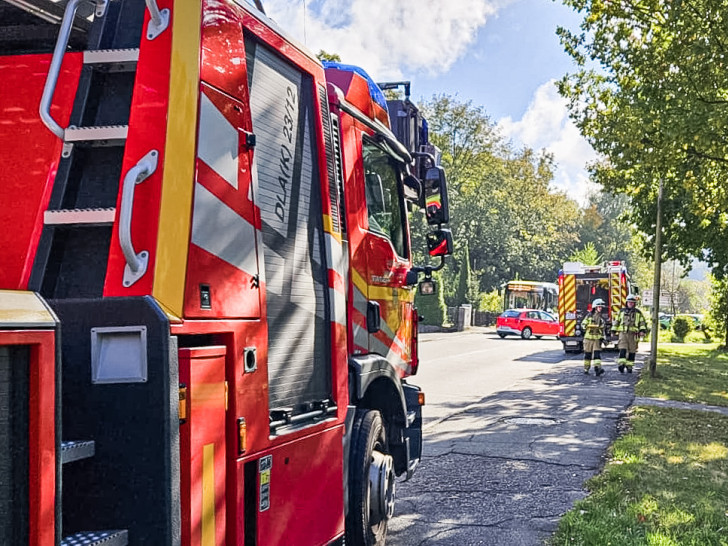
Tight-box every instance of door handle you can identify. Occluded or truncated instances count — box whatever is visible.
[367,301,381,333]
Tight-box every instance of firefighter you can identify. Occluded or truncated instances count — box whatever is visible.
[581,298,608,375]
[613,293,648,373]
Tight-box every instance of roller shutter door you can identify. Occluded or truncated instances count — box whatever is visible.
[246,38,330,414]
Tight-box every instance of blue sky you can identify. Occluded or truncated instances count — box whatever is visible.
[263,0,597,204]
[412,0,583,120]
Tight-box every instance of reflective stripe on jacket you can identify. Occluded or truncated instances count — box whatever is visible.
[613,308,647,333]
[581,312,608,340]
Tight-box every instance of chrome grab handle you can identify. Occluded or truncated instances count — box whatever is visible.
[39,0,85,139]
[39,0,110,139]
[120,150,158,287]
[145,0,170,40]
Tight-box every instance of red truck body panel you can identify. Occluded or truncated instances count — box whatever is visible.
[0,54,82,289]
[0,1,431,544]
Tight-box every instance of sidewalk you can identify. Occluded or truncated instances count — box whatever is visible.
[634,396,728,416]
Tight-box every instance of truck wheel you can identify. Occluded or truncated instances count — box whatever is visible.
[498,333,506,338]
[521,327,532,340]
[346,409,394,546]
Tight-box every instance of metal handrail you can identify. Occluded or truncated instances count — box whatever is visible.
[39,0,85,139]
[145,0,164,28]
[145,0,170,40]
[119,151,158,286]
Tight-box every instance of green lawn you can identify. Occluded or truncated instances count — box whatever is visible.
[551,344,728,546]
[637,344,728,408]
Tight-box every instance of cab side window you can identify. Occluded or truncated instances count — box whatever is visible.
[363,140,407,257]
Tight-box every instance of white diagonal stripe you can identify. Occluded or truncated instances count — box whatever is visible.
[198,93,239,189]
[329,287,346,326]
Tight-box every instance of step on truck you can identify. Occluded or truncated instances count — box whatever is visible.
[557,261,637,353]
[0,1,453,545]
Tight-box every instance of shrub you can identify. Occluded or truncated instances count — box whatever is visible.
[454,243,471,306]
[478,289,502,313]
[415,271,447,326]
[672,315,692,342]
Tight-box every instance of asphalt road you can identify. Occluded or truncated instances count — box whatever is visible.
[412,328,565,428]
[388,327,641,545]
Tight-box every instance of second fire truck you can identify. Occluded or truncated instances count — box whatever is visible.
[557,261,638,353]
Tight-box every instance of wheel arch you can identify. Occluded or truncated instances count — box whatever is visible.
[348,355,409,473]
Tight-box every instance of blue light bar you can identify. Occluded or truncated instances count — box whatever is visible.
[322,61,389,113]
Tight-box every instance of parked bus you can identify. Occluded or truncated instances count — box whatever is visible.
[503,280,559,314]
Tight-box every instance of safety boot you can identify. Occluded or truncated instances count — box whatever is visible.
[618,364,625,373]
[595,367,605,376]
[626,366,633,373]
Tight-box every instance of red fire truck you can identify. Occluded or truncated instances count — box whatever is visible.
[0,1,452,545]
[557,261,637,353]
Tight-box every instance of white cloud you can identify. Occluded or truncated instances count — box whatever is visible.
[262,0,504,80]
[260,2,593,204]
[498,80,598,205]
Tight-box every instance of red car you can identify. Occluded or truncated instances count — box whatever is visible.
[496,309,560,340]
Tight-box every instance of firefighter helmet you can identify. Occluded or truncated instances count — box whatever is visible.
[626,294,638,303]
[592,298,605,307]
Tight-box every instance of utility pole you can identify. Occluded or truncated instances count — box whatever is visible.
[649,179,663,377]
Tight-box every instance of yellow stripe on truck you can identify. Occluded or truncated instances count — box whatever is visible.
[202,443,215,546]
[153,0,202,316]
[563,275,576,336]
[610,272,620,316]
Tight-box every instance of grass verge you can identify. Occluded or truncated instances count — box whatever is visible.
[550,344,728,546]
[637,344,728,407]
[551,406,728,545]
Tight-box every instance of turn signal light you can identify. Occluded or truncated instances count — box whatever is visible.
[418,392,425,406]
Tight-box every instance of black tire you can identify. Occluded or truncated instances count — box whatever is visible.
[498,333,506,339]
[521,327,532,340]
[346,409,394,546]
[535,335,542,339]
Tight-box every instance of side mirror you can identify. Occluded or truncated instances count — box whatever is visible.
[424,166,449,225]
[426,229,453,258]
[632,285,640,294]
[419,278,437,295]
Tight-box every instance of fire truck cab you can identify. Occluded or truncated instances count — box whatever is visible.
[557,261,637,353]
[0,1,452,545]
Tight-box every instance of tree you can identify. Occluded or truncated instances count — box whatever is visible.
[454,241,472,306]
[707,276,728,348]
[419,95,582,293]
[316,50,341,62]
[569,242,601,266]
[580,191,649,274]
[558,0,728,335]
